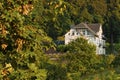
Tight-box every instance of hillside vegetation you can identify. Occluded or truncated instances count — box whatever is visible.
[0,0,120,80]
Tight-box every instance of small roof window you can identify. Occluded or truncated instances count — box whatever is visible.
[71,32,74,36]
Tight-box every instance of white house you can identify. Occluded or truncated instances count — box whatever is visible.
[65,23,105,54]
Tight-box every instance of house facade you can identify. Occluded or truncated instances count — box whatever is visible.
[65,23,105,54]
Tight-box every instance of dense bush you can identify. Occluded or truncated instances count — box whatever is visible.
[67,72,81,80]
[46,63,67,80]
[96,54,115,69]
[56,45,68,52]
[66,38,96,54]
[106,43,120,54]
[112,54,120,67]
[113,43,120,54]
[60,38,99,75]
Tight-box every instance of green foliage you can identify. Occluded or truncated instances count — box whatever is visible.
[46,63,67,80]
[56,44,68,52]
[104,0,120,43]
[113,43,120,54]
[66,38,96,54]
[60,38,98,74]
[8,69,47,80]
[0,0,120,79]
[80,69,120,80]
[80,8,93,22]
[32,0,120,45]
[112,54,120,67]
[96,54,115,69]
[105,43,120,54]
[105,54,115,66]
[34,0,72,39]
[0,0,53,79]
[67,72,81,80]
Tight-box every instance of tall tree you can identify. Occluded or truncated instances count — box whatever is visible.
[104,0,120,53]
[0,0,52,79]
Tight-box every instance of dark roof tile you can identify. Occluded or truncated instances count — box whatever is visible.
[87,24,101,33]
[73,23,101,33]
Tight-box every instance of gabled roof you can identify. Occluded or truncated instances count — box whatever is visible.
[88,23,101,33]
[72,23,101,36]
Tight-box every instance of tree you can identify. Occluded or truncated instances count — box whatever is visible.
[0,0,53,79]
[37,0,72,40]
[60,38,98,74]
[104,0,120,53]
[79,8,93,22]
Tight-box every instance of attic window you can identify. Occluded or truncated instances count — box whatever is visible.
[82,30,86,35]
[76,32,79,35]
[68,33,70,35]
[87,31,90,35]
[71,32,74,36]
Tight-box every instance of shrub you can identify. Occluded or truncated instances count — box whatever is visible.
[57,45,68,52]
[112,54,120,67]
[60,38,99,74]
[67,72,81,80]
[46,64,67,80]
[113,43,120,54]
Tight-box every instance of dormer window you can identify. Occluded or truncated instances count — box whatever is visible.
[68,33,70,35]
[87,30,90,35]
[71,32,74,36]
[76,32,79,35]
[82,30,86,35]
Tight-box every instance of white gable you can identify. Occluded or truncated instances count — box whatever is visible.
[65,23,105,54]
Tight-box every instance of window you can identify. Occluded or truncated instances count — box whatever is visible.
[87,30,90,35]
[76,32,79,35]
[82,29,86,35]
[71,32,74,36]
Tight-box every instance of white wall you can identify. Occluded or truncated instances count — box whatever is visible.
[65,27,105,54]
